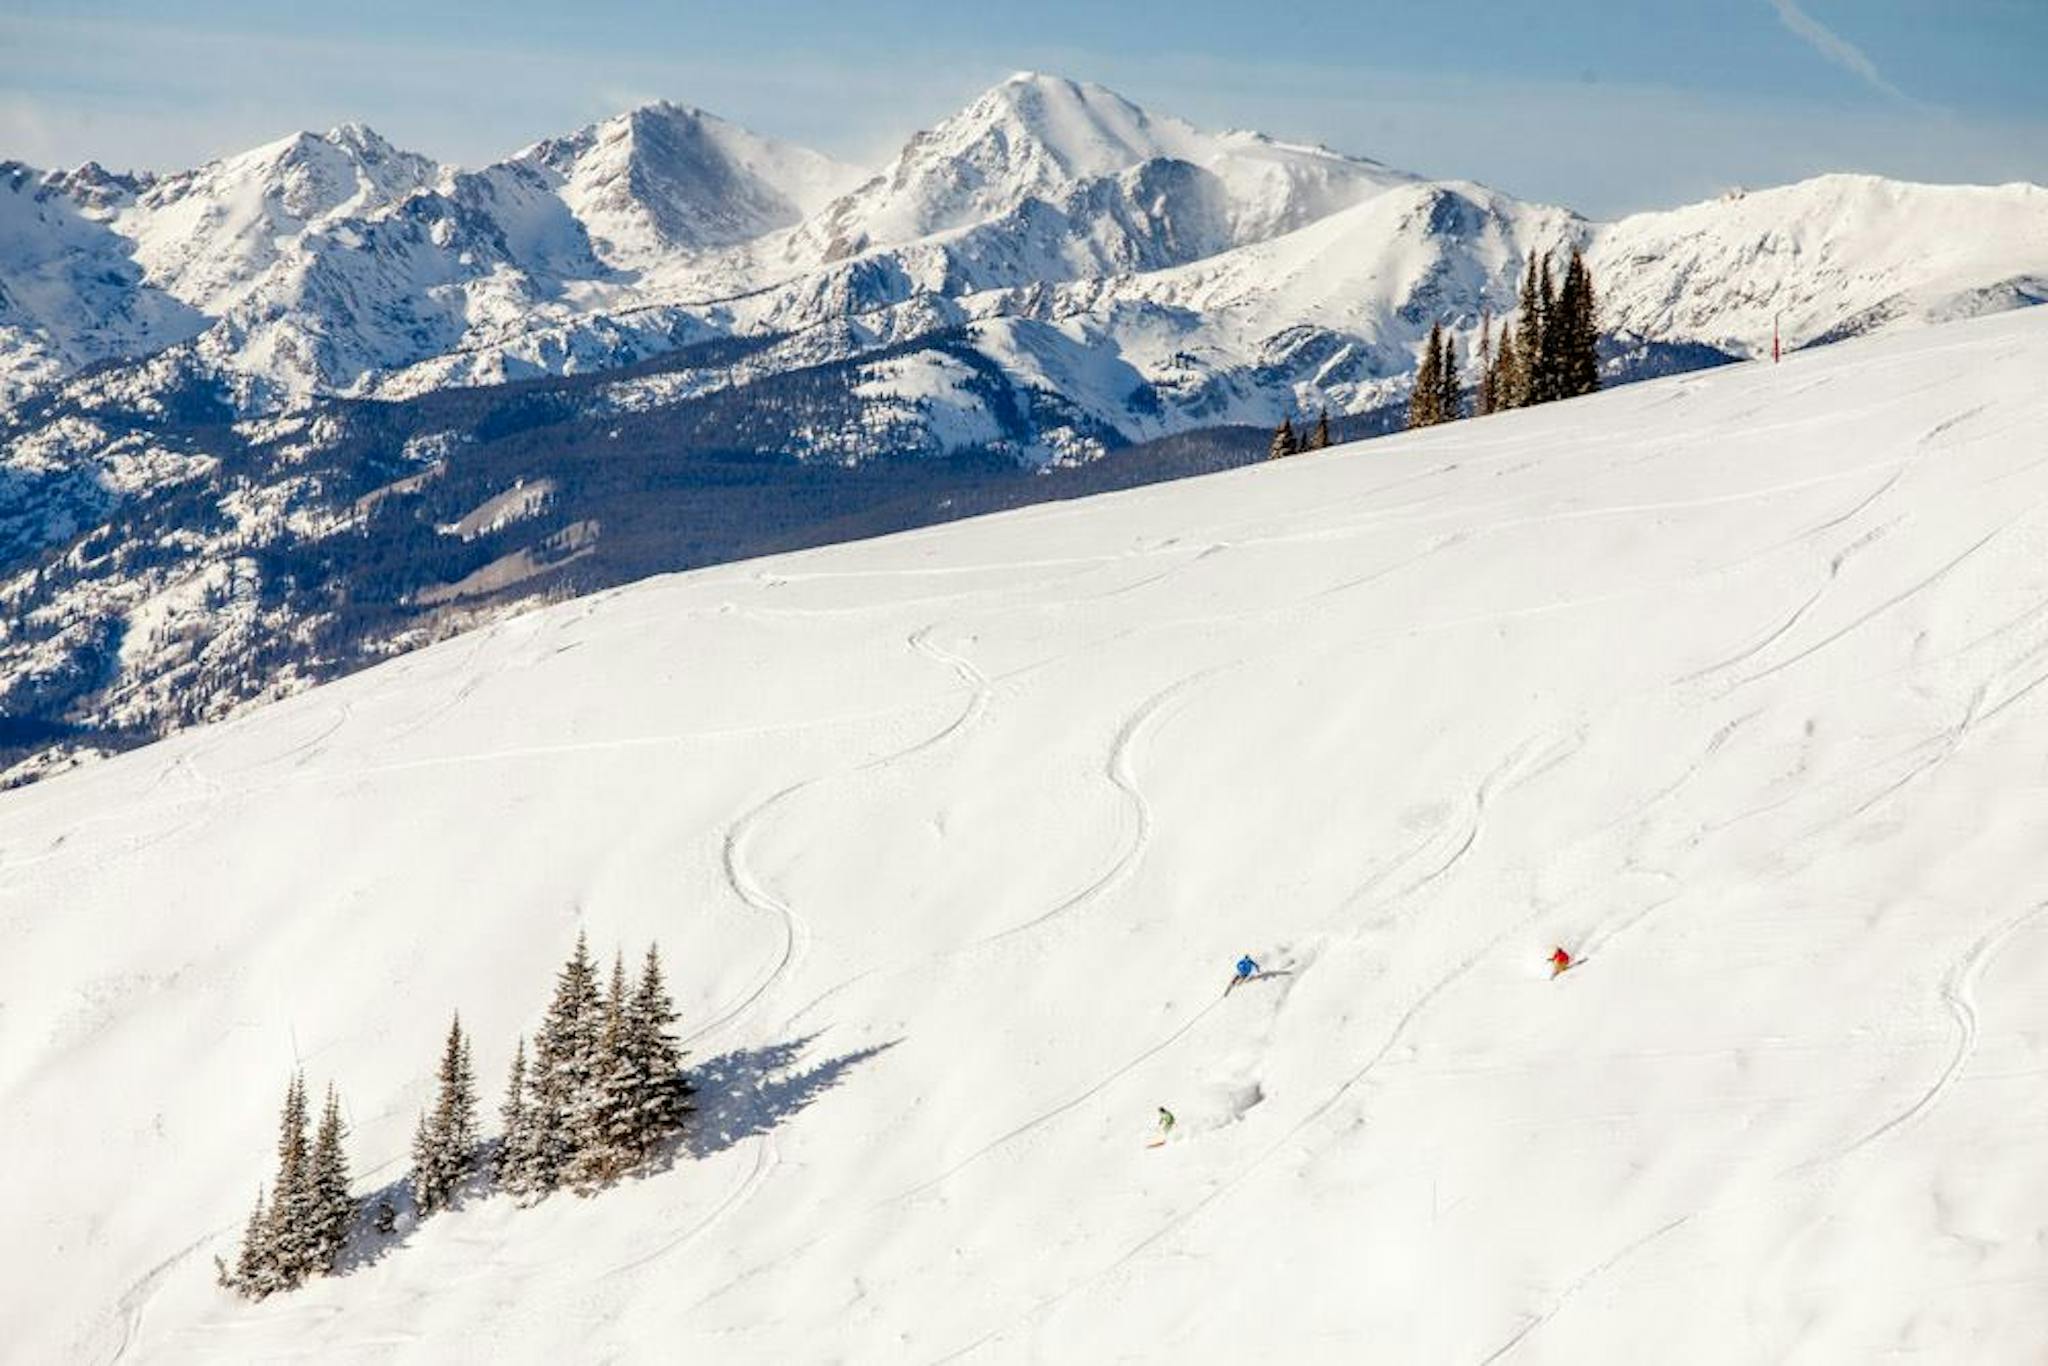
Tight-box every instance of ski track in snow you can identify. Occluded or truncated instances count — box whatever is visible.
[776,655,1221,1048]
[1488,899,2048,1364]
[936,734,1567,1359]
[782,664,1222,1201]
[1473,1212,1698,1366]
[103,1233,211,1366]
[695,777,816,1050]
[1824,900,2048,1164]
[600,1135,779,1280]
[1736,512,2030,687]
[688,624,993,1051]
[891,993,1229,1206]
[970,667,1211,947]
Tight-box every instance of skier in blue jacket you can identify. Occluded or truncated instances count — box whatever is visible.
[1228,954,1260,991]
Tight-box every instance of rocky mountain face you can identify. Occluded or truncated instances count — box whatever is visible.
[0,72,2044,781]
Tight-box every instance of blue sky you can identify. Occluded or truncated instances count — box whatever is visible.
[4,0,2044,216]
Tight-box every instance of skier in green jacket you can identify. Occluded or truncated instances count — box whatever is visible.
[1155,1107,1176,1143]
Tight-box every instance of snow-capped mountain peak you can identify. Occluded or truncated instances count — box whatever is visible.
[964,72,1202,183]
[807,72,1262,258]
[785,70,1417,311]
[114,124,442,313]
[518,102,863,270]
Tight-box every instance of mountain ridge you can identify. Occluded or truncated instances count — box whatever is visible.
[8,73,2043,418]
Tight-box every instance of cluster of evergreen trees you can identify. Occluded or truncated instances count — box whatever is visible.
[218,935,690,1301]
[498,936,692,1196]
[215,1076,354,1298]
[1268,409,1333,460]
[1411,246,1602,430]
[1407,322,1466,429]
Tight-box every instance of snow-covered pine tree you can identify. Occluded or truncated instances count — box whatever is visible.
[523,932,604,1194]
[568,954,635,1191]
[309,1085,353,1271]
[440,1015,479,1194]
[1308,409,1332,451]
[416,1013,481,1214]
[1267,417,1297,460]
[1437,331,1463,423]
[217,1185,275,1299]
[266,1072,319,1288]
[627,943,691,1158]
[411,1109,440,1213]
[497,1036,530,1193]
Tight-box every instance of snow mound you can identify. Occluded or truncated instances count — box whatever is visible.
[7,310,2048,1360]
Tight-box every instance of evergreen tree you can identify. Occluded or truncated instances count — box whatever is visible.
[441,1017,479,1193]
[568,955,635,1191]
[411,1109,439,1211]
[1494,322,1523,412]
[497,1037,530,1192]
[1408,322,1444,429]
[414,1013,480,1215]
[1436,330,1463,423]
[1267,416,1298,461]
[266,1072,318,1288]
[1533,252,1561,404]
[218,1185,276,1299]
[625,943,691,1158]
[1558,247,1601,398]
[1512,254,1542,409]
[1476,314,1495,416]
[522,932,603,1194]
[309,1085,353,1270]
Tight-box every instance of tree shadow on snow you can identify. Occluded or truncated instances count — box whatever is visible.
[330,1152,499,1278]
[321,1037,893,1280]
[671,1033,900,1164]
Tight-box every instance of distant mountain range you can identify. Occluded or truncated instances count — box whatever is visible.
[1,72,2044,780]
[10,73,2047,425]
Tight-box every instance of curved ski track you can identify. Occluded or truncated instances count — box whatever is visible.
[970,668,1214,948]
[600,1135,780,1280]
[1826,900,2048,1163]
[686,625,992,1051]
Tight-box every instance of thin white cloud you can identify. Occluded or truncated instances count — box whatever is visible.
[1767,0,1910,103]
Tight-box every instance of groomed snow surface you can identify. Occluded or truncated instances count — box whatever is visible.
[8,309,2048,1363]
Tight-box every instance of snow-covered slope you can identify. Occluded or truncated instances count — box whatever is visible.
[7,309,2048,1361]
[1591,174,2048,356]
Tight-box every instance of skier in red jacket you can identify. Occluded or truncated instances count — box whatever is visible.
[1550,946,1573,978]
